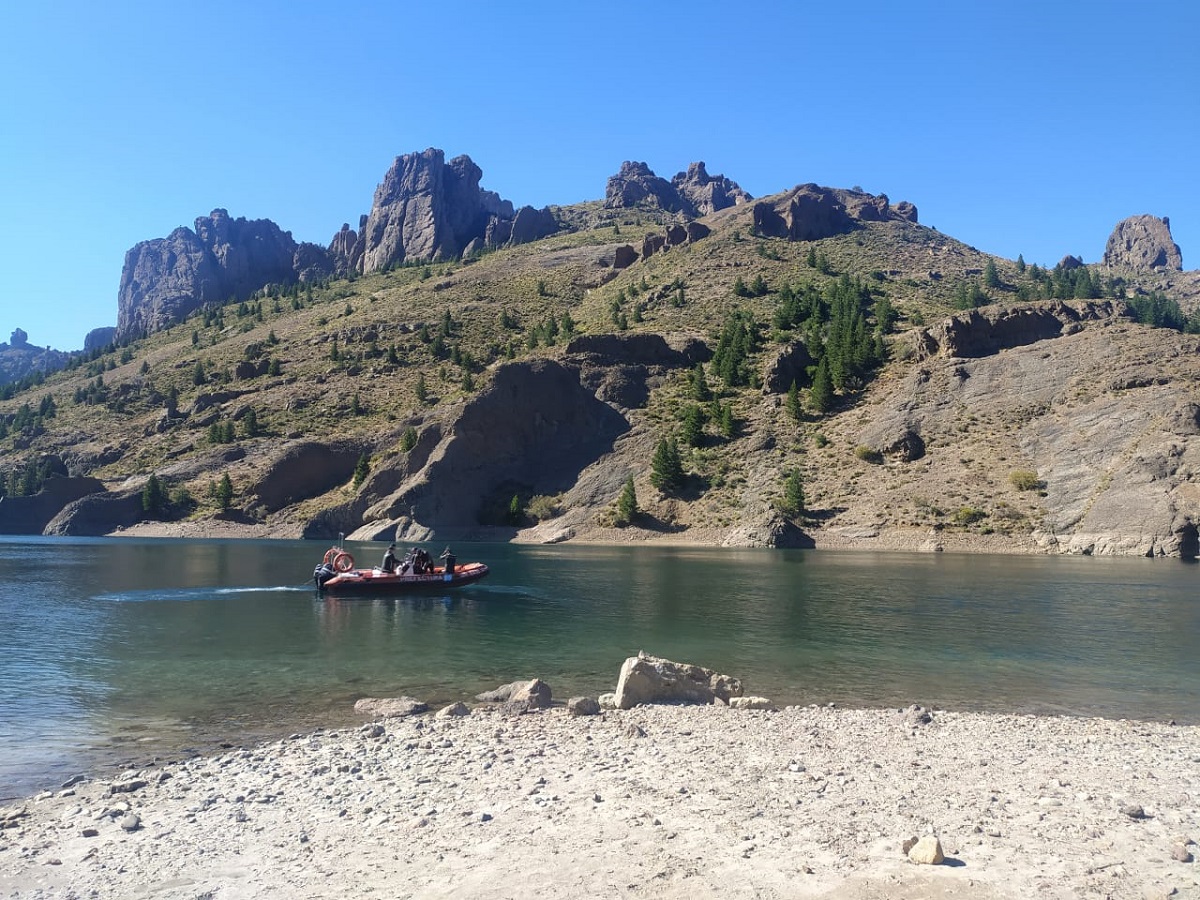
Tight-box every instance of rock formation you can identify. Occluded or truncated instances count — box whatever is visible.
[341,149,557,275]
[911,299,1129,359]
[1103,215,1183,271]
[612,652,744,709]
[604,161,751,217]
[116,210,312,341]
[83,327,117,354]
[0,329,70,386]
[752,184,917,242]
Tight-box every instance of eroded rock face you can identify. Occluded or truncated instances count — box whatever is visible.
[671,162,752,216]
[250,441,366,514]
[116,210,308,341]
[354,149,556,272]
[348,358,632,536]
[1103,215,1183,271]
[752,184,918,242]
[912,300,1129,359]
[0,476,105,535]
[612,652,743,709]
[605,161,750,217]
[83,327,117,354]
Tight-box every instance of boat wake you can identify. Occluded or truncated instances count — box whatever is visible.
[92,585,312,603]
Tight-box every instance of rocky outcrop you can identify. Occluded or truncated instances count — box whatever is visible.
[762,341,815,393]
[912,300,1130,359]
[859,315,1200,558]
[605,161,750,217]
[612,652,744,709]
[566,332,711,408]
[42,487,144,536]
[0,475,105,535]
[249,441,367,514]
[671,162,752,216]
[339,358,632,540]
[116,210,311,341]
[0,330,70,386]
[83,327,117,354]
[1103,215,1183,271]
[351,149,557,273]
[752,184,917,242]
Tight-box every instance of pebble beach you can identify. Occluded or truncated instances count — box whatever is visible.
[1,702,1197,899]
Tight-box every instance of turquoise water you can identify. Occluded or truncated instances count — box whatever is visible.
[1,536,1197,799]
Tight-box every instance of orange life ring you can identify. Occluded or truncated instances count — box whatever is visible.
[333,551,354,572]
[323,548,339,565]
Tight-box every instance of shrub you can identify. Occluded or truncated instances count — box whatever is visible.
[854,445,883,464]
[1009,470,1044,491]
[614,478,638,526]
[952,506,987,526]
[400,426,418,452]
[527,494,562,521]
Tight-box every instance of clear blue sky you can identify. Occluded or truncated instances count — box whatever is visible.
[2,1,1196,351]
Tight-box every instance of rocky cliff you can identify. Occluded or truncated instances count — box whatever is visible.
[337,149,558,275]
[753,184,917,241]
[116,210,312,342]
[604,161,751,217]
[0,329,70,386]
[1103,214,1183,271]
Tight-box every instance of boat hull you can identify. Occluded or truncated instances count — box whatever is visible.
[317,562,489,596]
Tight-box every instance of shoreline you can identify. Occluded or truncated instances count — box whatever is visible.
[2,703,1196,899]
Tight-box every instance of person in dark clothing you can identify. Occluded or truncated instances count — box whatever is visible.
[440,546,457,574]
[381,543,399,573]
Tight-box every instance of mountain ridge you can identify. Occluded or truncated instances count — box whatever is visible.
[2,150,1199,558]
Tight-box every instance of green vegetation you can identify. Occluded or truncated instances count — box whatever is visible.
[1009,470,1044,491]
[615,477,638,526]
[650,437,685,494]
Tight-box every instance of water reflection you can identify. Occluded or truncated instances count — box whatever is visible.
[0,537,1197,798]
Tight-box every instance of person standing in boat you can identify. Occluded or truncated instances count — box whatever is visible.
[440,546,456,574]
[381,543,399,573]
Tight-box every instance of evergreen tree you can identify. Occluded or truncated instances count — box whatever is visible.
[214,473,234,510]
[809,357,834,413]
[242,407,259,437]
[142,474,166,517]
[689,364,711,401]
[781,470,805,517]
[193,360,206,386]
[401,426,418,452]
[984,259,1001,288]
[1016,254,1026,274]
[650,438,685,493]
[716,401,736,438]
[352,453,370,488]
[415,372,428,403]
[785,380,804,422]
[680,404,705,447]
[508,494,523,525]
[615,477,638,526]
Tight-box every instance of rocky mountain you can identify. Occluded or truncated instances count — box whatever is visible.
[114,150,562,343]
[116,210,307,341]
[0,329,69,387]
[1103,214,1183,271]
[605,160,751,217]
[2,157,1198,558]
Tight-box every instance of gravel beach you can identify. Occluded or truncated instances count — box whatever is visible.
[1,703,1197,899]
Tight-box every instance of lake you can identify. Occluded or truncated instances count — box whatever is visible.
[1,536,1197,800]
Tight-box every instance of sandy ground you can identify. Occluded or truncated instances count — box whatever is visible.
[2,703,1196,900]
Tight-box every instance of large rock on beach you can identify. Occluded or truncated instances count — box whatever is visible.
[353,696,428,718]
[612,652,743,709]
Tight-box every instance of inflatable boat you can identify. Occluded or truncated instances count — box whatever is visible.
[313,544,488,596]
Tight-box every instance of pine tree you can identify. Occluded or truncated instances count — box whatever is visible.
[689,364,711,401]
[142,474,166,517]
[401,426,418,452]
[680,404,705,447]
[415,372,428,403]
[352,453,370,488]
[809,357,834,413]
[984,259,1001,288]
[507,494,522,525]
[785,380,804,422]
[1016,254,1026,274]
[650,438,685,493]
[615,477,638,526]
[214,473,234,510]
[782,470,805,517]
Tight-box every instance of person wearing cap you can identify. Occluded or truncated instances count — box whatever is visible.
[381,543,399,574]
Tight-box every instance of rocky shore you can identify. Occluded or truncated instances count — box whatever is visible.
[2,700,1196,899]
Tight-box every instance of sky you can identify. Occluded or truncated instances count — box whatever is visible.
[1,1,1197,351]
